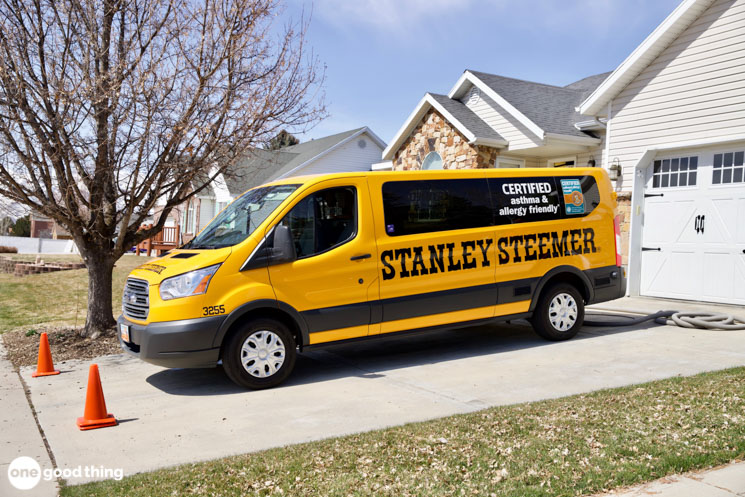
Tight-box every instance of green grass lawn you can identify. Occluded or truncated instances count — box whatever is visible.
[62,367,745,497]
[0,254,153,332]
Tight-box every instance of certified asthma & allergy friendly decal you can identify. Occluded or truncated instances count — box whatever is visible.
[560,179,585,215]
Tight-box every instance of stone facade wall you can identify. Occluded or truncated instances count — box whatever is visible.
[394,109,498,170]
[616,192,632,265]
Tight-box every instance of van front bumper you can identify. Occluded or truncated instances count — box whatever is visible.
[118,315,226,368]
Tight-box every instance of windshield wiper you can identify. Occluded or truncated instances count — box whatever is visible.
[182,243,216,250]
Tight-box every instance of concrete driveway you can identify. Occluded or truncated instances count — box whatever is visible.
[21,298,745,485]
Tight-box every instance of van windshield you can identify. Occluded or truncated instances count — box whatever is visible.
[182,184,300,249]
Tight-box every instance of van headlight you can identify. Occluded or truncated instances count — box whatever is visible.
[159,264,220,301]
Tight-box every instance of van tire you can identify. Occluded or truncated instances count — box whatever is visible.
[530,283,584,341]
[222,318,297,389]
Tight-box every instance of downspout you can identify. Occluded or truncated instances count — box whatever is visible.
[603,100,612,173]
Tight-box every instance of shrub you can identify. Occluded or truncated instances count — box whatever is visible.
[0,245,18,253]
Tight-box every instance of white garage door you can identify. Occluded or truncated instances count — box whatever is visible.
[640,148,745,305]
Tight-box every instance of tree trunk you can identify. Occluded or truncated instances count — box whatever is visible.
[82,252,117,338]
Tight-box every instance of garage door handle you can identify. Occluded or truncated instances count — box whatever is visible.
[642,247,661,252]
[695,215,705,234]
[350,253,371,261]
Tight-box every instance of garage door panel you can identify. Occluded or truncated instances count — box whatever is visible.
[641,250,698,298]
[710,198,737,244]
[702,253,733,300]
[665,251,700,297]
[735,259,745,302]
[640,149,745,305]
[643,200,695,244]
[671,201,701,244]
[639,251,665,294]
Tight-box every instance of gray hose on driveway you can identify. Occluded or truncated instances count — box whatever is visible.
[584,311,745,330]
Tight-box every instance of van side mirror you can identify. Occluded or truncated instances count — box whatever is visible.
[269,225,296,264]
[240,225,296,271]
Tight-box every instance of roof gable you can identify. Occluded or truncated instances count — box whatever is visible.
[222,127,386,195]
[579,0,716,116]
[269,127,385,181]
[464,70,602,139]
[382,93,507,160]
[428,94,506,144]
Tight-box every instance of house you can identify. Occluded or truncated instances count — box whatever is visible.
[382,0,744,306]
[29,212,72,239]
[164,127,386,242]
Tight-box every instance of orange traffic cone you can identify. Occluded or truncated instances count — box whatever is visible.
[76,364,117,431]
[31,332,60,378]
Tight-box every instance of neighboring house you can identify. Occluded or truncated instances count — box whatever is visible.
[164,127,386,242]
[383,0,744,306]
[30,212,72,239]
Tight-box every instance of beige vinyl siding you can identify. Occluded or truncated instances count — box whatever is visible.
[496,156,543,168]
[608,0,745,191]
[291,133,384,176]
[462,87,543,150]
[522,157,543,168]
[577,142,606,169]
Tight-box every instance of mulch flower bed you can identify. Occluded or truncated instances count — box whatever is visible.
[1,326,121,368]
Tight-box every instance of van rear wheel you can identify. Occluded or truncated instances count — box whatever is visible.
[223,318,297,389]
[530,283,584,341]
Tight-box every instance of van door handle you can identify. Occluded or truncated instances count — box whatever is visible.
[350,253,371,261]
[642,247,661,252]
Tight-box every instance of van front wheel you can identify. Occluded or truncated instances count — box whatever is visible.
[530,283,584,341]
[223,318,297,389]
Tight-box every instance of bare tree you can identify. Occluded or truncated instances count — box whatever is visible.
[0,0,325,336]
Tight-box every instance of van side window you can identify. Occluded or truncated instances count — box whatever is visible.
[383,176,601,236]
[489,176,600,224]
[382,179,493,236]
[280,186,357,258]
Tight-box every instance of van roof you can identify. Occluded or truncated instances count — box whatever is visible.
[243,167,607,196]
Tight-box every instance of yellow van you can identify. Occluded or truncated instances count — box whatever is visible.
[119,168,625,389]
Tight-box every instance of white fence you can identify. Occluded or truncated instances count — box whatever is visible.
[0,235,79,254]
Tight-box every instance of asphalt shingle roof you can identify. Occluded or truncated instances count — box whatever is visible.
[220,128,365,196]
[428,93,505,143]
[467,70,610,138]
[221,149,298,197]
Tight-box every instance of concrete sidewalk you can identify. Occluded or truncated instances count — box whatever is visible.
[18,297,745,488]
[598,461,745,496]
[0,340,58,497]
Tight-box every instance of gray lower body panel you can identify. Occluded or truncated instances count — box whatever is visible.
[118,315,226,368]
[585,265,626,305]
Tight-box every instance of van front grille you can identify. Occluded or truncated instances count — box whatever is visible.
[122,278,150,320]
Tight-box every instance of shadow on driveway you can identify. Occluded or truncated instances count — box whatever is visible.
[146,317,650,396]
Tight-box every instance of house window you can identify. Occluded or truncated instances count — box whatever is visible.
[186,202,196,234]
[652,156,698,188]
[495,157,525,168]
[547,156,576,168]
[421,151,443,170]
[713,151,744,185]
